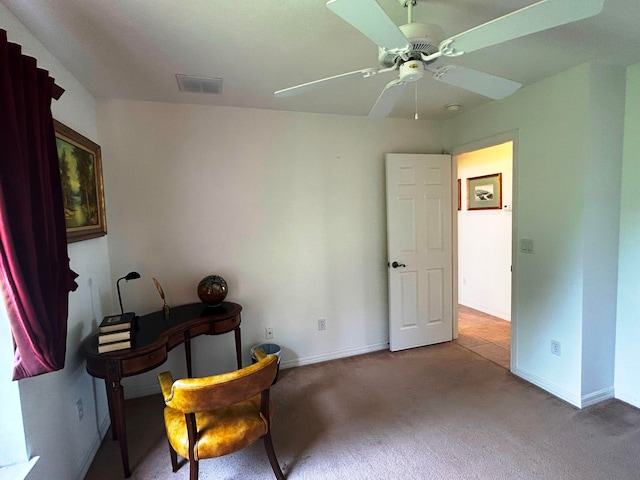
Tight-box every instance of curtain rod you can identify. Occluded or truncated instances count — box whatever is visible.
[1,29,65,100]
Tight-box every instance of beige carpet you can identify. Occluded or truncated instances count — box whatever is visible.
[84,343,640,480]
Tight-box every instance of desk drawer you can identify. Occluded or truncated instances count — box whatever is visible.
[167,332,185,350]
[209,315,240,334]
[188,323,211,338]
[122,346,167,375]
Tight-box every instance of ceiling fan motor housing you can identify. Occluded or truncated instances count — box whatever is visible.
[378,22,444,67]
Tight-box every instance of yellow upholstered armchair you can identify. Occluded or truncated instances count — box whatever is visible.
[157,354,285,480]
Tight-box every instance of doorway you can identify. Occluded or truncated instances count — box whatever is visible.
[454,140,514,369]
[457,305,511,368]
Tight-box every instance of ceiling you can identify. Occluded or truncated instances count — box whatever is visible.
[3,0,640,121]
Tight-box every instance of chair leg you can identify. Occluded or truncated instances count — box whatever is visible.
[263,431,285,480]
[167,440,179,472]
[186,413,199,480]
[189,456,198,480]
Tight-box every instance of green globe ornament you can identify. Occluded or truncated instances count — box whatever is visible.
[197,275,228,306]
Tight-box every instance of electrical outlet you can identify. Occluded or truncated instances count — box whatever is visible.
[551,340,561,356]
[318,318,326,331]
[76,398,83,421]
[265,327,274,340]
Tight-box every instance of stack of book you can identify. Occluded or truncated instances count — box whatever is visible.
[98,312,134,353]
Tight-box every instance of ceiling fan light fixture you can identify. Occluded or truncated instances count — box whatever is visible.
[399,60,424,82]
[445,103,462,112]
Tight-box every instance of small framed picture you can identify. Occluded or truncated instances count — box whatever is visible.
[54,120,107,242]
[467,173,502,210]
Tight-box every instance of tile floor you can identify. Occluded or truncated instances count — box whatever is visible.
[456,305,511,369]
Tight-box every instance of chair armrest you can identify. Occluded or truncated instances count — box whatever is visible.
[158,371,175,402]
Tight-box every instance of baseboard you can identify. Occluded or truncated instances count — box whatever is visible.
[124,342,391,398]
[581,387,613,408]
[76,421,108,480]
[97,412,111,440]
[125,383,162,399]
[581,387,614,407]
[514,366,582,408]
[515,367,616,409]
[279,342,389,369]
[615,388,640,409]
[459,300,511,321]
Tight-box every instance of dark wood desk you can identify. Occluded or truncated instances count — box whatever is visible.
[81,302,242,478]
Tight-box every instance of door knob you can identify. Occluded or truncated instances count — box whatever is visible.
[391,261,406,268]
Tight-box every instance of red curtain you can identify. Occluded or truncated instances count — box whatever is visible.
[0,29,78,380]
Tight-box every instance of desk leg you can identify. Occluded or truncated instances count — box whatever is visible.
[106,379,131,478]
[185,336,193,378]
[234,326,242,369]
[105,381,118,441]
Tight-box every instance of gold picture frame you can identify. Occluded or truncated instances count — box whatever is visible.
[467,173,502,210]
[54,120,107,242]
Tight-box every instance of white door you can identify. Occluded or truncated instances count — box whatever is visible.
[386,153,453,351]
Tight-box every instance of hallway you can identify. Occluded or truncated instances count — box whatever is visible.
[456,305,511,369]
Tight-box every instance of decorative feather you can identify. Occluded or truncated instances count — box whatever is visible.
[153,277,170,319]
[153,277,165,300]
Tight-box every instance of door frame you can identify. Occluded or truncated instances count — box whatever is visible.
[450,130,519,372]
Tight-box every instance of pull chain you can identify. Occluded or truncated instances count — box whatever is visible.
[414,82,419,120]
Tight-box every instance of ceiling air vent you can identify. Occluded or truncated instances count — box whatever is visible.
[176,74,223,94]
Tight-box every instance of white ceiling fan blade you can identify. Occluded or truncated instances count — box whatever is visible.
[275,68,382,98]
[368,79,406,120]
[327,0,411,53]
[439,0,605,57]
[430,65,522,100]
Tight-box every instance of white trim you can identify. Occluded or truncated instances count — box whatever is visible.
[124,383,162,399]
[76,436,103,480]
[75,414,111,480]
[450,130,519,157]
[98,411,111,439]
[451,129,520,373]
[614,388,640,409]
[280,342,389,369]
[458,300,511,321]
[123,342,391,398]
[581,387,614,408]
[514,366,582,407]
[0,456,38,480]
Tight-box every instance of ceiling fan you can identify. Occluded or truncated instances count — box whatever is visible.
[274,0,605,119]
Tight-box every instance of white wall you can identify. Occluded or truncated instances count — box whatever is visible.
[442,63,625,407]
[1,7,636,478]
[0,308,29,468]
[1,6,114,480]
[96,99,442,397]
[580,65,625,402]
[457,142,512,320]
[615,63,640,408]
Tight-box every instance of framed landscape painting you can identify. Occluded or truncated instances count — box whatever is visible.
[467,173,502,210]
[54,120,107,242]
